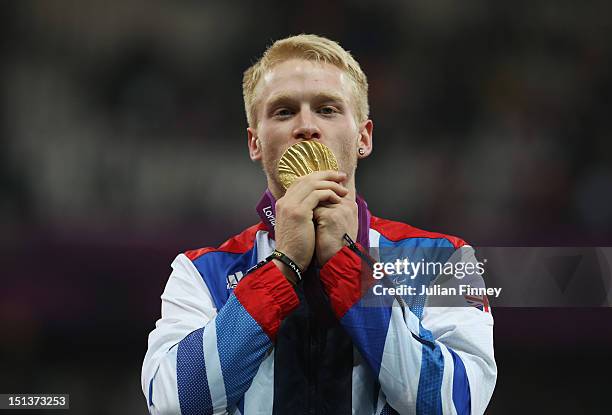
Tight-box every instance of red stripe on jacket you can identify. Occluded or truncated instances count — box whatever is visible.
[185,223,268,260]
[371,216,466,249]
[319,245,373,320]
[234,261,299,341]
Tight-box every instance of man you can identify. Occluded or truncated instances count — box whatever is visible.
[141,34,496,415]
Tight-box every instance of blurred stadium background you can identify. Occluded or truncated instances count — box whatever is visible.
[1,1,611,413]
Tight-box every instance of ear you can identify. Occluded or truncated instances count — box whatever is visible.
[247,127,262,161]
[357,119,373,159]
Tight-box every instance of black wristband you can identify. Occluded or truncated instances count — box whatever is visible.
[267,250,303,282]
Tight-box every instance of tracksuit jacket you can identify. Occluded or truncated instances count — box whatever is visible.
[141,191,497,414]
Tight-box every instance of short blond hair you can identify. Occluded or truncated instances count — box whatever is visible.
[243,34,369,128]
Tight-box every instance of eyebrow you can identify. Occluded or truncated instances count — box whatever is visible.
[265,90,348,108]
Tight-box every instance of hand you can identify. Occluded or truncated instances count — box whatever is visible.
[274,170,348,271]
[314,195,358,266]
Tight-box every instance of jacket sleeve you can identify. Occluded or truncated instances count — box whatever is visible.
[141,254,299,415]
[318,245,497,415]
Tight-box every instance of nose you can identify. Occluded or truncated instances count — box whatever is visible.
[292,109,321,141]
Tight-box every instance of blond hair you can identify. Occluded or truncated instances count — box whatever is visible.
[243,34,369,128]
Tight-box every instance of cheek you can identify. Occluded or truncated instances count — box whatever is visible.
[336,124,359,150]
[259,137,284,169]
[260,126,286,149]
[261,123,292,151]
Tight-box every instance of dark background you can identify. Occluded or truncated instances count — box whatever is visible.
[1,1,611,413]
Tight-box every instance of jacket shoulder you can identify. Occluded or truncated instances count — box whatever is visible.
[183,222,267,261]
[370,215,467,249]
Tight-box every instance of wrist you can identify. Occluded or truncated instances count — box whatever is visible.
[318,248,340,266]
[268,249,303,284]
[273,242,308,271]
[272,259,298,286]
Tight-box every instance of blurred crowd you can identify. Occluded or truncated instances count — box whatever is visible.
[2,1,611,243]
[1,1,611,414]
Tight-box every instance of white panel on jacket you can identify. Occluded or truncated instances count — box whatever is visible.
[141,253,218,409]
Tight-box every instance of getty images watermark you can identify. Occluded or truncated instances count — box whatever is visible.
[364,246,612,308]
[370,255,502,299]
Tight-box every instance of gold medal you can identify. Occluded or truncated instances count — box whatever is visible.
[278,141,339,190]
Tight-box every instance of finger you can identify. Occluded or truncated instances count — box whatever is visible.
[288,170,346,189]
[302,189,343,211]
[287,178,349,202]
[313,200,348,216]
[306,170,347,182]
[312,180,348,196]
[313,205,328,220]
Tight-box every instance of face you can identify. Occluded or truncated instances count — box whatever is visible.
[247,59,373,198]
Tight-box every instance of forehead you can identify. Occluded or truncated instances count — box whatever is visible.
[257,59,352,104]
